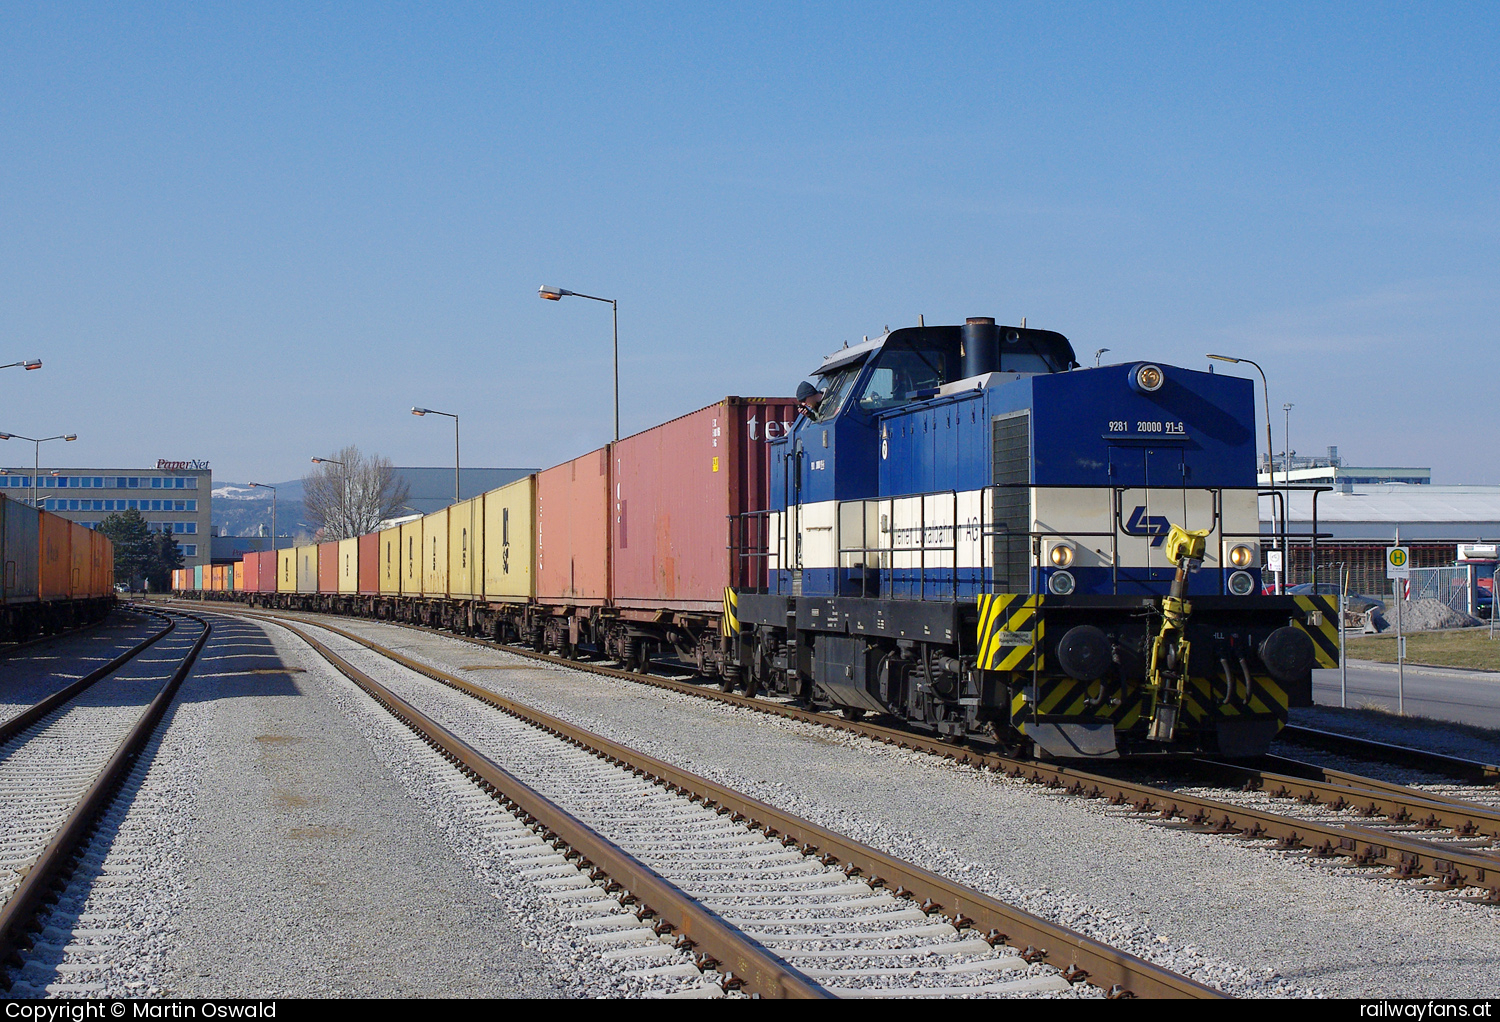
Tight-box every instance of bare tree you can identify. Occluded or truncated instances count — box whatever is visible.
[303,446,411,540]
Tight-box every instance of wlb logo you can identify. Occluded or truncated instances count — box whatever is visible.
[1124,506,1170,547]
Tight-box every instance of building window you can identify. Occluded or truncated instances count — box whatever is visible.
[186,477,197,489]
[128,477,139,488]
[151,477,161,488]
[182,545,197,556]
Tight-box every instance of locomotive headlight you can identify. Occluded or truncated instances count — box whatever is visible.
[1048,570,1076,595]
[1229,544,1254,568]
[1049,542,1075,568]
[1131,363,1165,393]
[1228,570,1255,596]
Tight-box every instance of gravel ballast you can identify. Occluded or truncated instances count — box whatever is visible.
[0,611,160,726]
[297,614,1500,999]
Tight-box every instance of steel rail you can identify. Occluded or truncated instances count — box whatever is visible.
[0,617,110,661]
[258,614,829,1000]
[1279,725,1500,786]
[198,604,1500,900]
[0,610,175,745]
[1261,755,1500,814]
[234,607,1222,999]
[0,610,209,983]
[1186,757,1500,845]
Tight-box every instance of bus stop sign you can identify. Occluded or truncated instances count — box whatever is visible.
[1386,546,1410,579]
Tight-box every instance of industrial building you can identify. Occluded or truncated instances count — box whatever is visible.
[1262,483,1500,594]
[0,462,212,570]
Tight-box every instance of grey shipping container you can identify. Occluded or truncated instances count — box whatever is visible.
[2,493,40,604]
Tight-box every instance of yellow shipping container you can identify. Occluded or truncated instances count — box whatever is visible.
[400,519,422,595]
[447,495,483,600]
[483,475,534,602]
[277,547,297,593]
[338,537,358,594]
[379,526,401,594]
[422,509,448,597]
[235,558,248,591]
[296,544,318,594]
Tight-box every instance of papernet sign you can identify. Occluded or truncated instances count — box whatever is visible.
[157,459,210,470]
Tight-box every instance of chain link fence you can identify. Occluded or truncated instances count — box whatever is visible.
[1406,565,1477,616]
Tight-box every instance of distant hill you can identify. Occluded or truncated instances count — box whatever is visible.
[212,481,314,541]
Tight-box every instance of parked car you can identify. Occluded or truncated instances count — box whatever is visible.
[1280,582,1385,613]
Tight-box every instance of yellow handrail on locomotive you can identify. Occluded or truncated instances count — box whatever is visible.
[1145,524,1211,742]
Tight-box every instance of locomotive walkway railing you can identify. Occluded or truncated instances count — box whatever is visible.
[731,484,1333,600]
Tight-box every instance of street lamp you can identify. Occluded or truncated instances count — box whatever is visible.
[248,482,277,553]
[1282,403,1294,489]
[411,407,460,504]
[539,284,619,441]
[1,359,42,372]
[1206,353,1283,594]
[0,432,77,510]
[311,457,351,538]
[1094,348,1111,367]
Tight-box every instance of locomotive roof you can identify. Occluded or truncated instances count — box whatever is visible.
[814,323,1076,375]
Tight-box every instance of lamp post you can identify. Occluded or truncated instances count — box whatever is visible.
[1094,348,1111,367]
[248,482,277,553]
[0,432,77,509]
[311,457,350,539]
[1282,402,1294,489]
[1,359,42,372]
[412,408,460,504]
[1205,353,1282,594]
[539,285,619,441]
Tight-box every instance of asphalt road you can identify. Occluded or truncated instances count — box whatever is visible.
[1314,659,1500,729]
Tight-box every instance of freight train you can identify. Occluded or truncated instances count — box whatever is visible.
[181,317,1339,759]
[1,493,115,641]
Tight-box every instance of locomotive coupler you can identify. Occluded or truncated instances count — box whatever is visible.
[1146,524,1210,742]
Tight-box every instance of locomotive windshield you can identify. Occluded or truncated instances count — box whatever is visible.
[806,363,863,423]
[857,334,957,411]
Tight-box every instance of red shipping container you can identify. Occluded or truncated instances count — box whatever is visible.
[612,397,796,611]
[317,541,339,594]
[358,532,379,595]
[536,446,611,605]
[243,550,270,592]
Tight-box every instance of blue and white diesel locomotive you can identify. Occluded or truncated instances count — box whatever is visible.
[729,317,1339,758]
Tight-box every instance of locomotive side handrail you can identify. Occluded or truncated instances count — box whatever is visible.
[731,483,1334,599]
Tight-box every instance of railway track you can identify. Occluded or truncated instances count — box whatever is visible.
[221,606,1218,999]
[0,608,209,991]
[181,602,1500,904]
[1277,725,1500,787]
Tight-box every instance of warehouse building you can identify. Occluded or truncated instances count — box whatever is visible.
[1261,483,1500,594]
[0,462,212,570]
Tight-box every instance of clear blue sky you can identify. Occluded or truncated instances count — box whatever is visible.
[2,2,1495,484]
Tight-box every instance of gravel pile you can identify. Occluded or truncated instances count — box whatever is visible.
[303,616,1500,999]
[1369,598,1480,632]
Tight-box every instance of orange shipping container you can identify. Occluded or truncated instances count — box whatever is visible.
[535,446,611,605]
[69,521,90,598]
